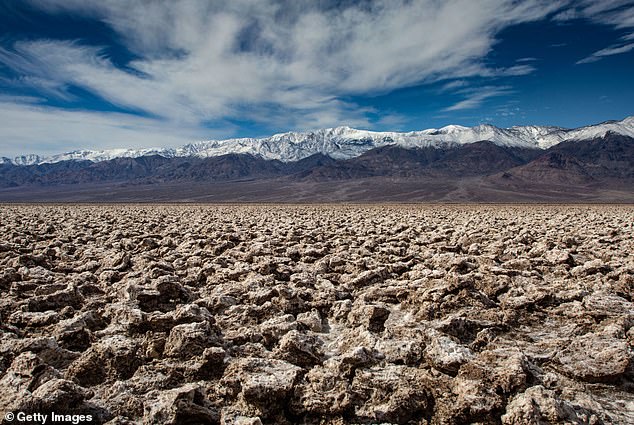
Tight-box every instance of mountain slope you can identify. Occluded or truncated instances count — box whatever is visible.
[489,133,634,186]
[2,134,631,186]
[425,141,541,176]
[296,142,543,180]
[3,116,633,165]
[1,126,632,202]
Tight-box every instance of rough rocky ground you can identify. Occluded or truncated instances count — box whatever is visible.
[0,204,632,425]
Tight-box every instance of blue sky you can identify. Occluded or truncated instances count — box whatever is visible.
[0,0,633,157]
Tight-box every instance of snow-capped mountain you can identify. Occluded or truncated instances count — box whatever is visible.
[3,116,633,165]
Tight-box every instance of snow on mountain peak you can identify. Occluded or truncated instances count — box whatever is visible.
[436,124,469,133]
[4,116,633,165]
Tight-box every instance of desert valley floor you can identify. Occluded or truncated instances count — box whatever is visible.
[0,204,632,425]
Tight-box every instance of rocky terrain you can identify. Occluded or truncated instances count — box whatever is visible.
[0,204,632,424]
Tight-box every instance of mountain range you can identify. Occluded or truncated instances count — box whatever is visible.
[1,117,632,202]
[3,116,634,165]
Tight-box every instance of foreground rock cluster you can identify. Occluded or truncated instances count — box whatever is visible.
[0,204,632,424]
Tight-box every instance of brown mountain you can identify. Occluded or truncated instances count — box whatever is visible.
[490,132,634,186]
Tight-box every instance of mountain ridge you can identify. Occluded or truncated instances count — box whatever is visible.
[0,132,632,202]
[3,116,633,166]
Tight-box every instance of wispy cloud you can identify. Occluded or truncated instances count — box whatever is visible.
[443,86,512,111]
[374,113,409,128]
[439,80,469,92]
[0,0,565,155]
[481,64,536,77]
[0,101,213,158]
[577,42,634,64]
[555,0,634,64]
[554,0,634,28]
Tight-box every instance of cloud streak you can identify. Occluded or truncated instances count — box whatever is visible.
[555,0,634,64]
[554,0,634,29]
[443,86,513,112]
[577,42,634,64]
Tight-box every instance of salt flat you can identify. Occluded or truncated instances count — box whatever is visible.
[0,204,632,424]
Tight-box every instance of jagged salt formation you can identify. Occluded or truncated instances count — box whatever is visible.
[0,205,632,424]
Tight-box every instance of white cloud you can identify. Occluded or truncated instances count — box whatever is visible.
[443,86,512,111]
[483,64,536,77]
[0,0,566,155]
[0,101,213,158]
[557,1,634,65]
[580,1,634,28]
[375,113,409,128]
[554,0,634,64]
[555,1,634,65]
[577,42,634,64]
[439,80,469,92]
[554,0,634,28]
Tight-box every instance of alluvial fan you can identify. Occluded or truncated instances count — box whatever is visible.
[0,204,632,424]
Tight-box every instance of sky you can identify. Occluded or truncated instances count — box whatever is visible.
[0,0,633,157]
